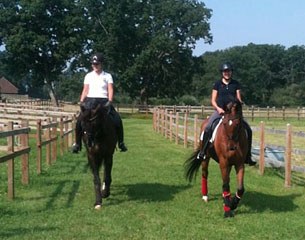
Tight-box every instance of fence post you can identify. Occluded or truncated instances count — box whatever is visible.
[36,119,42,174]
[285,124,292,187]
[46,118,51,166]
[259,121,265,175]
[297,107,300,120]
[251,105,254,121]
[194,114,198,150]
[52,116,57,163]
[175,112,179,145]
[7,122,14,199]
[282,106,285,120]
[21,120,29,185]
[60,116,64,156]
[169,111,173,141]
[183,112,188,148]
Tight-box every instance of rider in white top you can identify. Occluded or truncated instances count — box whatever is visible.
[72,53,127,153]
[84,71,113,98]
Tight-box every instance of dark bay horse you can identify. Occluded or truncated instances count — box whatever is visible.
[80,103,117,209]
[184,100,248,217]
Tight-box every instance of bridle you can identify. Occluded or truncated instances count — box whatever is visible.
[222,102,243,150]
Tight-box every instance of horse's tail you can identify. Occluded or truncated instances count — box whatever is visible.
[184,148,203,182]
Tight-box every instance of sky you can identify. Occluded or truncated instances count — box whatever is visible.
[193,0,305,56]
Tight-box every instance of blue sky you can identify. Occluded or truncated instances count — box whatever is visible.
[193,0,305,56]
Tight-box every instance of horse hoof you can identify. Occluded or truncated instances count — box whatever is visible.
[101,190,110,198]
[94,204,102,210]
[202,195,208,202]
[224,210,234,218]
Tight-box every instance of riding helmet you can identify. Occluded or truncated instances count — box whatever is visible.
[220,62,233,72]
[91,53,104,64]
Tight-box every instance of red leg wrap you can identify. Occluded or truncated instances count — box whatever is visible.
[201,177,208,196]
[222,191,231,212]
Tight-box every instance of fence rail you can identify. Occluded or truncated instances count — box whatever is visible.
[152,108,304,187]
[0,112,75,199]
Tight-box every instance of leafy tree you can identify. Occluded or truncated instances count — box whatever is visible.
[82,0,213,104]
[0,0,87,105]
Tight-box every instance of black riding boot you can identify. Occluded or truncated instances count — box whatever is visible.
[197,128,211,160]
[117,121,127,152]
[111,108,127,152]
[244,123,256,166]
[72,117,82,153]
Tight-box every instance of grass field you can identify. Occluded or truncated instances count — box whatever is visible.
[0,115,305,239]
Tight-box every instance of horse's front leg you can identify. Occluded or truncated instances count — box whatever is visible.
[220,164,234,218]
[89,156,102,209]
[101,155,113,198]
[201,159,210,202]
[230,164,245,211]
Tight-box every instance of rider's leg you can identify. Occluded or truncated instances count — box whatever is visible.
[110,107,127,152]
[197,111,220,160]
[243,120,256,165]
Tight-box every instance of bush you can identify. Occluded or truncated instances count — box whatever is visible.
[178,95,199,105]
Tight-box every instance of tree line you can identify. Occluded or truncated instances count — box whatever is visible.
[0,1,304,107]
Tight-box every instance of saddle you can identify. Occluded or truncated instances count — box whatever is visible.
[200,117,222,144]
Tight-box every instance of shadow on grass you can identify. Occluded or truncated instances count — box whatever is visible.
[241,191,301,214]
[0,226,58,239]
[112,183,191,204]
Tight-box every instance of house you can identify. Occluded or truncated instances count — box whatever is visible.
[0,76,28,101]
[0,76,19,94]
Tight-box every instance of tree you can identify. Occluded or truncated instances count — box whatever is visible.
[0,0,87,105]
[82,0,213,103]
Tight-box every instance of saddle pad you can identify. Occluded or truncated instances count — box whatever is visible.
[199,117,223,143]
[210,117,223,143]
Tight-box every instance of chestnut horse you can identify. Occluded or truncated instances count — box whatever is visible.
[185,99,248,217]
[80,103,117,209]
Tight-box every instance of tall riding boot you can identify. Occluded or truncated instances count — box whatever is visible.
[117,120,127,152]
[72,118,82,153]
[111,108,127,152]
[197,129,211,160]
[245,125,256,165]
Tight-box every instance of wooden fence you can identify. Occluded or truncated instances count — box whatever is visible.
[152,108,303,187]
[155,105,305,121]
[0,115,75,199]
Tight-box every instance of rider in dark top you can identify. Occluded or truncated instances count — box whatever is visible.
[198,62,256,166]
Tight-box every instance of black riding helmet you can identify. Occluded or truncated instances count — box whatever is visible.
[91,53,104,64]
[220,62,233,72]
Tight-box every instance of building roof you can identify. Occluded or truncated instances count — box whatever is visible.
[0,77,19,94]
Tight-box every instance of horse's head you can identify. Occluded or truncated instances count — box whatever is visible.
[223,98,243,118]
[222,99,243,143]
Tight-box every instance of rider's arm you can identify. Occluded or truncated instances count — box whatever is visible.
[80,84,89,102]
[236,89,243,103]
[211,89,224,114]
[108,83,114,102]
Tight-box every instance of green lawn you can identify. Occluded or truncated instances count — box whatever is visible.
[0,115,304,239]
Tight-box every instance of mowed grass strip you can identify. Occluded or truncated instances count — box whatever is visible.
[0,115,304,239]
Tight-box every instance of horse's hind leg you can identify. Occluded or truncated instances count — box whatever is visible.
[101,156,113,198]
[201,159,210,202]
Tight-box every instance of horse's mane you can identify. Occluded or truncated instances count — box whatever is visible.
[223,99,243,118]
